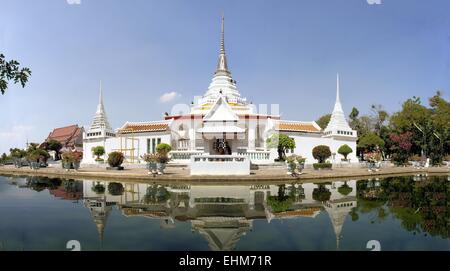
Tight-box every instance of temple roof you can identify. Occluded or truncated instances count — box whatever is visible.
[46,124,83,147]
[275,121,321,133]
[118,121,170,134]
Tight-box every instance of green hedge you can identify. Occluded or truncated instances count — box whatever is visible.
[313,163,332,170]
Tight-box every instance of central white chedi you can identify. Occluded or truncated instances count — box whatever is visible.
[82,16,357,167]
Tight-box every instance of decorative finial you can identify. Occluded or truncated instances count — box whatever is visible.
[336,73,340,103]
[99,80,103,105]
[220,13,225,53]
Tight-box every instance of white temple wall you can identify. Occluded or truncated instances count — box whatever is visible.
[282,132,357,164]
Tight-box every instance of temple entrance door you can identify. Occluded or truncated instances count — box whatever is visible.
[213,139,231,155]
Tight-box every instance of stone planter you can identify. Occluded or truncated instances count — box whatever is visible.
[30,161,40,170]
[147,162,157,174]
[286,163,296,175]
[106,166,124,170]
[73,161,80,170]
[62,161,72,170]
[156,163,166,175]
[297,163,305,174]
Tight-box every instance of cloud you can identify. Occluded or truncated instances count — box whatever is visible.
[159,91,180,103]
[367,0,382,4]
[66,0,81,5]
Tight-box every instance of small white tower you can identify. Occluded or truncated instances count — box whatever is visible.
[85,81,115,139]
[323,74,357,138]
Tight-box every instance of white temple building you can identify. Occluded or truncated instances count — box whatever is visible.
[82,16,357,168]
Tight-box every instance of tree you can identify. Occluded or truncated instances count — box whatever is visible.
[0,54,31,95]
[91,146,105,161]
[358,132,385,152]
[338,144,353,160]
[107,152,124,167]
[46,139,63,160]
[312,145,331,163]
[389,132,413,165]
[267,134,296,160]
[371,104,389,136]
[315,114,331,129]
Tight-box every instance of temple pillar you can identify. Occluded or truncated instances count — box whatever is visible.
[248,121,256,151]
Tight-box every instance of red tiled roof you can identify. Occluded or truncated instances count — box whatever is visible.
[46,124,83,148]
[276,122,321,133]
[118,122,169,134]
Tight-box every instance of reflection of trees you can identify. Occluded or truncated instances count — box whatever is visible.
[26,177,62,192]
[144,185,170,204]
[92,182,105,194]
[267,185,294,213]
[354,176,449,238]
[107,182,124,196]
[312,184,331,202]
[338,182,353,196]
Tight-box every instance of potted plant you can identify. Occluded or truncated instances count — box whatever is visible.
[296,156,306,173]
[409,154,422,168]
[338,144,353,162]
[156,153,170,175]
[443,155,450,168]
[107,151,124,170]
[61,151,75,171]
[92,146,105,163]
[27,150,40,170]
[155,143,172,175]
[72,151,83,170]
[285,155,297,175]
[364,152,382,172]
[141,153,158,175]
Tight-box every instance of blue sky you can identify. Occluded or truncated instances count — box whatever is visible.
[1,0,449,153]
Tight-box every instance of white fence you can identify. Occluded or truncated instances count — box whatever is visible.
[190,155,250,176]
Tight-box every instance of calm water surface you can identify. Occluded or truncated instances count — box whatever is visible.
[0,174,448,251]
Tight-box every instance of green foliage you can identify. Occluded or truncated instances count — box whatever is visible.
[10,148,26,158]
[358,132,385,151]
[108,182,124,196]
[267,134,296,160]
[338,182,353,196]
[312,184,331,202]
[337,144,353,159]
[313,163,332,170]
[27,149,50,163]
[107,151,124,167]
[45,139,63,160]
[92,183,105,194]
[0,53,31,95]
[312,145,331,163]
[156,143,172,154]
[91,146,105,160]
[315,114,331,129]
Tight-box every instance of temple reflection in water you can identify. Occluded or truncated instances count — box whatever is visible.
[81,180,357,251]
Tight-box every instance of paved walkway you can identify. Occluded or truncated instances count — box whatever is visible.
[0,164,448,184]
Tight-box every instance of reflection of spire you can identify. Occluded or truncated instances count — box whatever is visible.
[84,195,113,249]
[192,218,252,251]
[324,196,356,251]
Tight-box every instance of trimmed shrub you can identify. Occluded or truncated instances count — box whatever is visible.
[313,163,332,170]
[108,182,124,196]
[312,145,331,163]
[337,144,353,160]
[92,146,105,161]
[107,152,124,167]
[156,143,172,154]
